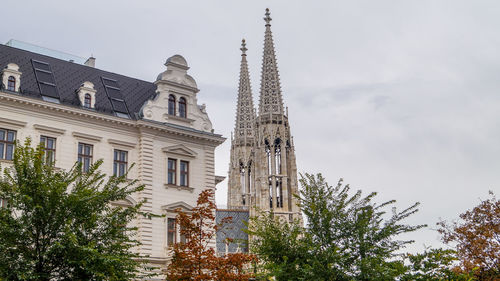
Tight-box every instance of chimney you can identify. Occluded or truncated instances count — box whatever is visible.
[84,56,96,67]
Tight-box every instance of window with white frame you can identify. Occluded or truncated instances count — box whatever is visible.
[167,158,177,185]
[113,149,128,177]
[167,218,176,246]
[7,76,16,91]
[40,136,56,165]
[0,129,16,160]
[78,143,93,173]
[166,217,186,247]
[180,160,189,187]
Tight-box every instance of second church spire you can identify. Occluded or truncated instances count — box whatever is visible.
[234,39,256,141]
[259,8,284,116]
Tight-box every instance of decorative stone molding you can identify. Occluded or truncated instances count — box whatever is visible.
[33,124,66,135]
[2,63,22,92]
[111,195,137,207]
[161,201,194,213]
[0,117,27,128]
[164,183,194,193]
[156,55,198,90]
[72,131,102,142]
[215,175,226,185]
[108,138,136,149]
[162,144,197,158]
[76,81,97,109]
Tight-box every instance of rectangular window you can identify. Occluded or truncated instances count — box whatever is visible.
[0,129,16,160]
[179,225,186,244]
[40,136,56,165]
[0,198,7,208]
[168,158,177,185]
[167,218,176,246]
[113,150,128,177]
[78,143,93,173]
[180,161,189,187]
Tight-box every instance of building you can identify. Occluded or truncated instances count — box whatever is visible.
[217,9,302,255]
[0,40,225,276]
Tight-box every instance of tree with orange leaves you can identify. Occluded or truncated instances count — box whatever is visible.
[166,189,257,281]
[438,191,499,280]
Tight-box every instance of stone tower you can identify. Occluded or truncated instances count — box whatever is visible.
[227,9,302,222]
[227,39,256,209]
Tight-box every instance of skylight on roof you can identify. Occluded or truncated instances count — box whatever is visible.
[31,59,60,100]
[101,77,130,118]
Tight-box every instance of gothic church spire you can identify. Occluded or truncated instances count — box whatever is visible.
[234,39,256,140]
[258,8,284,115]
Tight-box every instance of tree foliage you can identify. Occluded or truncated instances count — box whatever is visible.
[249,173,426,281]
[166,189,257,281]
[0,139,151,280]
[401,248,475,281]
[437,191,500,280]
[246,212,310,280]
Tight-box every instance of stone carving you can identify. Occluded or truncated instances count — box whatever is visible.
[258,9,284,115]
[140,55,213,133]
[227,9,302,224]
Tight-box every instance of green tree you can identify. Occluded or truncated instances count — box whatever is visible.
[0,139,153,280]
[247,212,310,281]
[249,173,426,281]
[401,248,475,281]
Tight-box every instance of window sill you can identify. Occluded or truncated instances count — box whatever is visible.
[164,183,194,193]
[0,159,13,164]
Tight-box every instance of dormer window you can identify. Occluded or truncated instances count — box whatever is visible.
[7,76,15,91]
[168,94,176,115]
[2,63,22,92]
[77,81,96,109]
[84,93,92,108]
[179,97,187,118]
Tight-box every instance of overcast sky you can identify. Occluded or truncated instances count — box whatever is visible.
[4,0,500,253]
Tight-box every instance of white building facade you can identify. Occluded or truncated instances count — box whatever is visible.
[0,43,225,276]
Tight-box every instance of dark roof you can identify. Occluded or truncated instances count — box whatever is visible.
[0,44,157,119]
[216,210,249,254]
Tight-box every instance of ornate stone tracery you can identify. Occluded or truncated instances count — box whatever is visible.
[227,9,302,224]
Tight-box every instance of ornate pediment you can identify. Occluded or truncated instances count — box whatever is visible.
[111,196,137,207]
[162,144,197,158]
[161,201,193,213]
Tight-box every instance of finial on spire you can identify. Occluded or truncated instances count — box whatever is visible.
[240,39,247,56]
[264,8,272,26]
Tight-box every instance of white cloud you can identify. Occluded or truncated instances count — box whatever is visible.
[4,0,500,253]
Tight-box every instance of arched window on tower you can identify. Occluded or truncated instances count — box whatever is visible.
[168,95,176,115]
[84,93,92,108]
[179,97,187,118]
[269,179,273,209]
[7,76,16,91]
[265,139,272,175]
[248,161,252,194]
[275,138,281,174]
[276,178,283,208]
[240,162,246,205]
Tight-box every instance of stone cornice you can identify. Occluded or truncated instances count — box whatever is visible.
[154,79,200,93]
[136,120,225,146]
[33,124,66,135]
[0,117,27,128]
[108,138,136,149]
[0,91,226,145]
[72,131,103,142]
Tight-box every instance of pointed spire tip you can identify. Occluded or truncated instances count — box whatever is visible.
[264,8,272,26]
[240,39,247,56]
